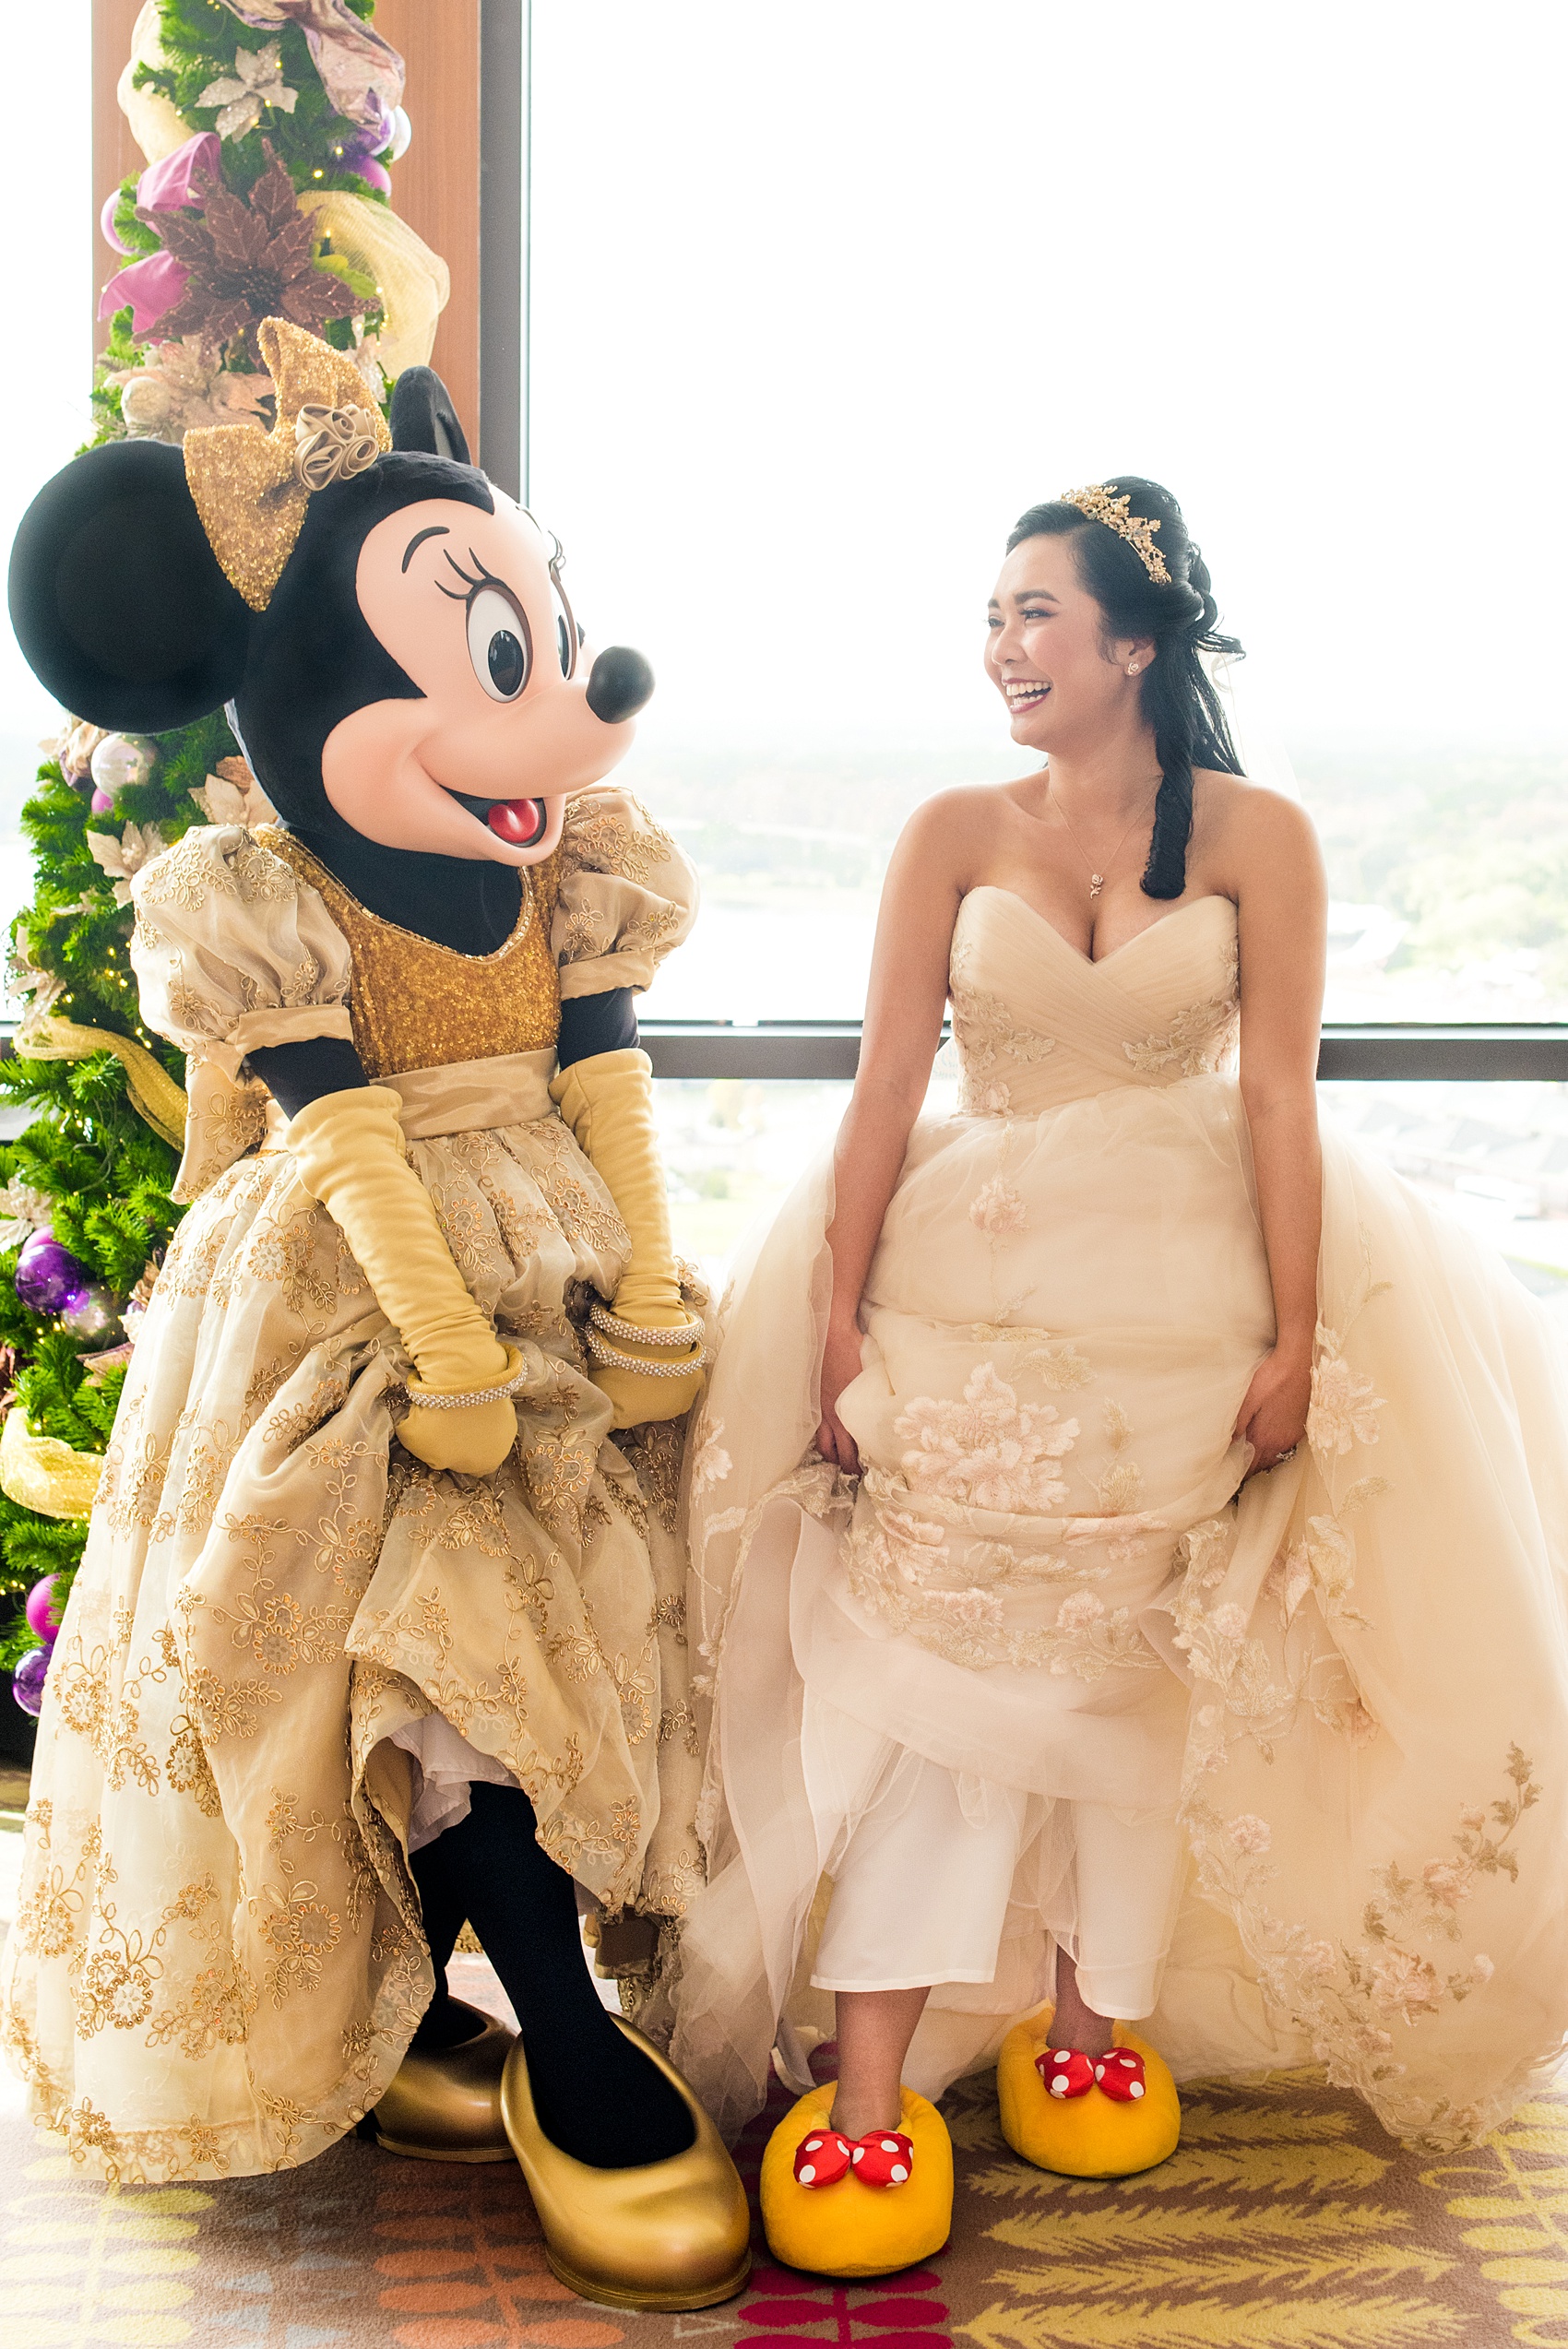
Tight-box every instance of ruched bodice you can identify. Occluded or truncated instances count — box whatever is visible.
[949,887,1240,1116]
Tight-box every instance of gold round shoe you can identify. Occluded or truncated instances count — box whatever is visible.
[374,1999,517,2163]
[499,2018,752,2311]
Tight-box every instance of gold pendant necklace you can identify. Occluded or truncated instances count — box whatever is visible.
[1048,780,1160,900]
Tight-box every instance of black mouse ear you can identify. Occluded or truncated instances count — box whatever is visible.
[8,439,253,733]
[389,365,472,466]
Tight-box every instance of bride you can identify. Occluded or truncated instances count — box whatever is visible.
[672,479,1568,2277]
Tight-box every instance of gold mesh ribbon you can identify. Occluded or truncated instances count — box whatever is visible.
[296,189,450,377]
[0,1406,103,1521]
[15,1011,189,1152]
[184,317,392,612]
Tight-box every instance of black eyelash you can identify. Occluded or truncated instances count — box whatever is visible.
[434,547,501,602]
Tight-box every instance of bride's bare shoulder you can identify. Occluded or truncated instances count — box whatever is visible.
[895,780,1031,879]
[1194,769,1323,878]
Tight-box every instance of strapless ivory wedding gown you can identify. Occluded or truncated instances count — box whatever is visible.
[673,885,1568,2151]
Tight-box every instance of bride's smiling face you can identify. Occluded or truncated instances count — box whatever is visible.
[984,533,1153,752]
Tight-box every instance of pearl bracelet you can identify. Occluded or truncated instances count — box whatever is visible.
[405,1351,532,1411]
[588,1300,707,1351]
[585,1325,710,1378]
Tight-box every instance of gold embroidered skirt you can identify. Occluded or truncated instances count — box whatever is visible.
[0,1050,702,2182]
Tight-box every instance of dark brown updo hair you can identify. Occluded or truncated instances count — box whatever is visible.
[1007,477,1244,898]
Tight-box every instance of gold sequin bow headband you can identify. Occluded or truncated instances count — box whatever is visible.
[1059,483,1170,586]
[184,317,391,611]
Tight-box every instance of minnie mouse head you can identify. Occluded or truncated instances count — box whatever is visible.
[8,319,652,935]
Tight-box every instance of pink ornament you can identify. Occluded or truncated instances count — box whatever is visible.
[24,1575,60,1643]
[91,787,114,813]
[12,1644,49,1716]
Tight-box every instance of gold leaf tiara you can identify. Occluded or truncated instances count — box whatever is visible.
[1059,483,1170,586]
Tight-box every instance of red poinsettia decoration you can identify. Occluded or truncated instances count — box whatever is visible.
[144,141,367,364]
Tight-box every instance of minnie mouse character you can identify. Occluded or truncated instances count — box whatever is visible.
[2,320,747,2311]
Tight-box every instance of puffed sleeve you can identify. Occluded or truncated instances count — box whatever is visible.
[550,787,698,999]
[129,824,354,1201]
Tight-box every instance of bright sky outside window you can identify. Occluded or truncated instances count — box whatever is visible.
[529,0,1568,1026]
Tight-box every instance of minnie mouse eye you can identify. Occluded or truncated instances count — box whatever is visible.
[548,570,579,678]
[466,583,531,701]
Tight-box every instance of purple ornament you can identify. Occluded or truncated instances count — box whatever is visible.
[24,1575,60,1643]
[12,1644,49,1717]
[15,1231,91,1317]
[91,787,114,813]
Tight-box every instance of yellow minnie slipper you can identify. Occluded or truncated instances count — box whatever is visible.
[761,2082,953,2278]
[996,2008,1181,2179]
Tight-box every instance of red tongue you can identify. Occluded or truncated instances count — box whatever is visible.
[487,798,545,846]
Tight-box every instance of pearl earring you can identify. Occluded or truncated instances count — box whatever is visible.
[1126,661,1140,675]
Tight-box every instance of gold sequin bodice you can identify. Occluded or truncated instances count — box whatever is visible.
[258,828,562,1077]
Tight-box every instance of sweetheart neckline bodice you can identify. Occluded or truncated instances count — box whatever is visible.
[947,886,1241,1117]
[961,884,1235,970]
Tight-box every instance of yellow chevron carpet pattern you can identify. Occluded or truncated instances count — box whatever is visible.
[2,2041,1565,2344]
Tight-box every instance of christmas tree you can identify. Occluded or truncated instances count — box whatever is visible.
[1,0,445,1716]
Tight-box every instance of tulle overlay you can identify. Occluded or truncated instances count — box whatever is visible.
[674,888,1568,2148]
[0,793,706,2181]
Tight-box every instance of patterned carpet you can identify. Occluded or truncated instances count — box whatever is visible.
[4,1978,1566,2349]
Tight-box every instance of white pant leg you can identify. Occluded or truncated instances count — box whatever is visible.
[1063,1799,1184,2021]
[812,1747,1033,1992]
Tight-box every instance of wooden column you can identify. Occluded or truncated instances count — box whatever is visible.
[90,0,483,441]
[91,0,148,352]
[371,0,481,435]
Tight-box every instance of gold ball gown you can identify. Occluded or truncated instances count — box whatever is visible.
[0,789,706,2182]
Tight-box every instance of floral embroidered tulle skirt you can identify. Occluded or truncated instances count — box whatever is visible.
[0,1065,703,2182]
[675,1073,1568,2148]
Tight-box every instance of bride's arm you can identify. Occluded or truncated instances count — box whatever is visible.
[1229,788,1329,1472]
[817,797,968,1471]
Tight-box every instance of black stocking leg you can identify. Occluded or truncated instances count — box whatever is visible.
[431,1781,694,2169]
[409,1830,489,2050]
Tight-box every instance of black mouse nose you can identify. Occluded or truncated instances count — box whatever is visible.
[585,646,654,725]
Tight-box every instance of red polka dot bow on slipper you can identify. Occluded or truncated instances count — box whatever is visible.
[1035,2046,1147,2102]
[792,2128,916,2188]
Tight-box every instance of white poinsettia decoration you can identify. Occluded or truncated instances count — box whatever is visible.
[86,821,167,907]
[104,339,272,445]
[0,1175,55,1255]
[196,40,299,141]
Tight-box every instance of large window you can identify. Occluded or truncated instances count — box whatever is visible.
[529,0,1568,1029]
[10,5,1568,1297]
[527,0,1568,1286]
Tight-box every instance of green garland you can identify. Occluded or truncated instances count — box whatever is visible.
[0,0,398,1684]
[137,0,386,205]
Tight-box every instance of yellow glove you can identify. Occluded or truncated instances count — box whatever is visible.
[549,1047,707,1428]
[287,1086,521,1475]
